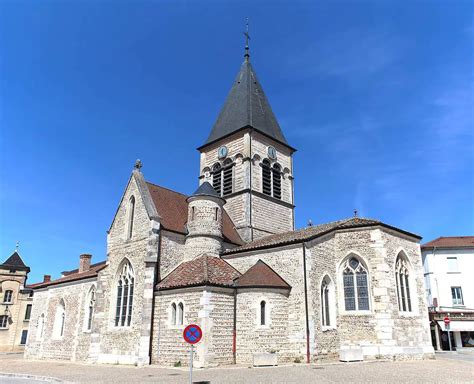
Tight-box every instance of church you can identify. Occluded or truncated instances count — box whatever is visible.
[24,41,434,367]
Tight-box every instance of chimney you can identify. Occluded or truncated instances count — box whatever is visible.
[43,275,51,283]
[79,254,92,273]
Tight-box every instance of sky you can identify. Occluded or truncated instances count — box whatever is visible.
[1,0,473,284]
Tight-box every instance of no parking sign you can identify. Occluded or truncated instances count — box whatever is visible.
[183,324,202,345]
[183,324,202,384]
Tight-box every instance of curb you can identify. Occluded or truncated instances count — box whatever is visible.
[0,372,73,383]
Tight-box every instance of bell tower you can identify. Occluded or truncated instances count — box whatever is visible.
[197,32,296,243]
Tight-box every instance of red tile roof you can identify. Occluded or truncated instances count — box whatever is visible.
[28,261,107,289]
[224,217,420,255]
[146,182,243,245]
[422,236,474,249]
[236,260,291,289]
[157,255,241,290]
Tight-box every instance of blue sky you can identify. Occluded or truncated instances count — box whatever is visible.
[1,0,473,283]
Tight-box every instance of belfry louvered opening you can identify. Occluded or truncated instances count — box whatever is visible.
[262,159,272,196]
[262,159,282,200]
[212,160,234,197]
[272,164,281,199]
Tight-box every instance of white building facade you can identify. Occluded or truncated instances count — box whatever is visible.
[421,236,474,351]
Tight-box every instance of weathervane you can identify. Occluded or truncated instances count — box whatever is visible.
[15,241,19,252]
[354,209,358,217]
[243,18,250,59]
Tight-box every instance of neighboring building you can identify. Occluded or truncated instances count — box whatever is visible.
[25,42,434,366]
[0,250,34,352]
[421,236,474,351]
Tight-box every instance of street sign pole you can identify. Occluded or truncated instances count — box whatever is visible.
[189,344,193,384]
[444,317,452,351]
[447,323,452,351]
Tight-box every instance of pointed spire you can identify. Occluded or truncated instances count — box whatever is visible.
[199,26,294,151]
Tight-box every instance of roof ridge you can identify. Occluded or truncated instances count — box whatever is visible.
[145,181,189,198]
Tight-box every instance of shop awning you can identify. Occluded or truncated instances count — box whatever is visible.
[437,320,474,332]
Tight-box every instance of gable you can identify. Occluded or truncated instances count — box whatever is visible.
[146,181,243,245]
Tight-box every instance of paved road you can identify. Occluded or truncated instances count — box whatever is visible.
[435,351,474,363]
[0,377,54,384]
[0,354,472,383]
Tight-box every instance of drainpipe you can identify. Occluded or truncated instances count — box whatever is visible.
[232,284,237,364]
[148,227,162,363]
[302,242,311,364]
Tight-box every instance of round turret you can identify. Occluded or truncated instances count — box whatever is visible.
[185,182,225,259]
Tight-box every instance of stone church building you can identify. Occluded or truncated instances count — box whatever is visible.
[25,45,434,366]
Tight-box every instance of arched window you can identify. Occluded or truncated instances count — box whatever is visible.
[37,313,45,340]
[53,300,66,338]
[272,163,282,199]
[127,196,135,239]
[321,278,330,326]
[3,290,13,303]
[262,159,272,196]
[85,287,95,331]
[212,161,234,197]
[342,257,370,311]
[212,163,222,196]
[171,303,177,325]
[395,254,412,312]
[260,300,266,325]
[114,261,134,327]
[178,302,184,325]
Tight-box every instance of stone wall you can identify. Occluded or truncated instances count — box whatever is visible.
[159,231,186,280]
[235,289,290,364]
[152,287,235,367]
[306,227,434,360]
[199,129,295,243]
[224,245,307,361]
[24,279,95,361]
[92,173,157,365]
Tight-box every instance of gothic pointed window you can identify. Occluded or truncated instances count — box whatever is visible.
[212,163,222,196]
[114,260,134,327]
[321,277,331,327]
[262,159,272,196]
[272,163,282,199]
[53,299,66,338]
[127,196,135,239]
[395,254,412,312]
[342,257,370,311]
[37,313,45,339]
[85,287,96,331]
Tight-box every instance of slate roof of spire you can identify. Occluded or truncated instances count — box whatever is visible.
[200,57,292,150]
[191,181,220,198]
[0,251,30,272]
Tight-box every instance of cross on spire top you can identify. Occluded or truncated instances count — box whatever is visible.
[243,18,250,60]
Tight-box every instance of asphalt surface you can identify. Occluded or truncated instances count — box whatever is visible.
[0,353,472,383]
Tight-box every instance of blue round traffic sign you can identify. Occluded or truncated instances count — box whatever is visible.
[183,324,202,344]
